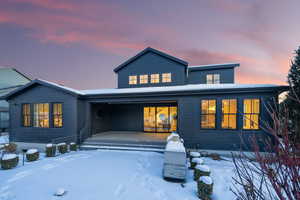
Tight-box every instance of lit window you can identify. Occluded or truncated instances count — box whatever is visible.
[243,99,260,130]
[33,103,49,128]
[53,103,63,128]
[162,73,171,83]
[140,75,148,84]
[222,99,237,129]
[129,75,137,85]
[206,74,220,84]
[151,74,160,83]
[22,104,31,127]
[201,100,216,128]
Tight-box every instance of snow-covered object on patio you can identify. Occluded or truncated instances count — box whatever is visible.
[55,188,66,196]
[165,141,185,152]
[194,165,211,180]
[197,176,213,200]
[163,163,187,180]
[1,153,19,169]
[191,157,204,169]
[190,151,201,157]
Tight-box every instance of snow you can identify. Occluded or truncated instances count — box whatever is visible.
[195,164,210,172]
[57,142,66,146]
[70,142,75,145]
[165,141,185,152]
[0,135,9,144]
[0,150,238,200]
[2,154,17,160]
[188,63,239,68]
[26,149,38,154]
[199,176,213,185]
[192,158,204,164]
[190,152,201,157]
[46,144,53,148]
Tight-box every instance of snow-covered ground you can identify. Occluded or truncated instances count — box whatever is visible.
[0,135,8,144]
[0,149,236,200]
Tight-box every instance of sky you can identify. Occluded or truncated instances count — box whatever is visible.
[0,0,299,90]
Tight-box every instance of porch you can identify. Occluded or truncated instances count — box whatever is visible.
[81,131,169,152]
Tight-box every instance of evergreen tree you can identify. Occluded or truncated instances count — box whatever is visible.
[286,46,300,142]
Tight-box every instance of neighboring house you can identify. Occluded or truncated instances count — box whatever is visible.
[2,47,288,150]
[0,68,31,132]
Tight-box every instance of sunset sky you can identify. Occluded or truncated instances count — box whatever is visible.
[0,0,299,89]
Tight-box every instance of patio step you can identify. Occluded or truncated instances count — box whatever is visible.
[80,142,165,153]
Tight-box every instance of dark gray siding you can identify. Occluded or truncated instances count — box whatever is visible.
[188,68,234,84]
[117,52,187,88]
[8,84,78,143]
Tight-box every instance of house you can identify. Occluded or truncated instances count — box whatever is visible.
[2,47,288,151]
[0,68,31,132]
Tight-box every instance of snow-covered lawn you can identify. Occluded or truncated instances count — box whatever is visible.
[0,150,236,200]
[0,135,8,144]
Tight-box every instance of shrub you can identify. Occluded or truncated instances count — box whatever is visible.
[197,176,213,200]
[57,143,68,154]
[191,157,204,169]
[45,144,56,157]
[189,151,200,165]
[1,154,19,170]
[194,165,210,181]
[4,143,17,153]
[26,149,39,162]
[69,143,77,151]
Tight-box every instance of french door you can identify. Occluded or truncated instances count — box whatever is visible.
[143,106,177,133]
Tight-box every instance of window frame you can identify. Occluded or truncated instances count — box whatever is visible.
[52,103,63,128]
[129,75,137,85]
[162,73,172,83]
[139,74,148,84]
[206,73,220,84]
[33,103,50,128]
[22,103,32,127]
[242,98,260,130]
[200,99,217,129]
[221,99,237,130]
[150,74,160,84]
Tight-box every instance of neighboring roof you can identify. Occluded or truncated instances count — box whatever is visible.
[0,85,22,97]
[81,83,288,96]
[2,79,83,100]
[113,47,188,73]
[188,63,240,71]
[0,68,31,89]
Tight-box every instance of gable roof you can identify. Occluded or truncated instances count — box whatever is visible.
[188,63,240,71]
[0,68,31,89]
[2,79,83,100]
[113,47,188,73]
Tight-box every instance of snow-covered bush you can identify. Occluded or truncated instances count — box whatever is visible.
[45,144,56,157]
[194,165,210,181]
[26,149,39,162]
[191,157,204,169]
[57,143,67,154]
[69,143,77,151]
[1,154,19,169]
[189,151,200,166]
[4,143,17,153]
[197,176,213,200]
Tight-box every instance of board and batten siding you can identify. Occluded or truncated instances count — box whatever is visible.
[188,68,235,84]
[8,84,78,143]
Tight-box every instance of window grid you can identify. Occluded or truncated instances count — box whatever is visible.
[129,75,137,85]
[206,74,220,84]
[33,103,49,128]
[221,99,237,129]
[151,74,160,83]
[243,99,260,130]
[139,75,148,84]
[201,100,216,129]
[53,103,63,128]
[162,73,171,83]
[22,104,31,127]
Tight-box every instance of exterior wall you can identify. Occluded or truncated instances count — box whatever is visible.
[8,85,78,143]
[117,52,187,88]
[0,100,9,131]
[188,68,234,84]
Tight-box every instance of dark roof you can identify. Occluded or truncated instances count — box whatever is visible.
[188,63,240,72]
[2,79,82,100]
[113,47,188,73]
[0,68,31,89]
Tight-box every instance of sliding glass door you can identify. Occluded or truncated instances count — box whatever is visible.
[144,106,177,133]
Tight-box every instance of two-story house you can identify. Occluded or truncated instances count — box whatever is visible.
[2,47,288,151]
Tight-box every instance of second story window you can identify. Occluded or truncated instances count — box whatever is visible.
[206,74,220,84]
[140,75,148,84]
[151,74,160,83]
[162,73,172,83]
[129,75,137,85]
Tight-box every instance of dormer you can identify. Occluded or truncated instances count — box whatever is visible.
[187,63,240,84]
[114,47,188,88]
